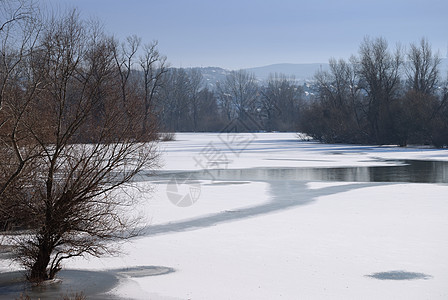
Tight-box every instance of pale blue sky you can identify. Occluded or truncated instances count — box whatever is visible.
[43,0,448,69]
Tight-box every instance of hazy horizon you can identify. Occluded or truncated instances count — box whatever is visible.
[43,0,448,70]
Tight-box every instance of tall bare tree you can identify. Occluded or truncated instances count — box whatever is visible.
[217,70,259,128]
[0,0,42,217]
[261,73,302,131]
[158,68,191,130]
[0,9,159,283]
[113,34,141,120]
[188,68,203,131]
[139,41,167,136]
[393,39,444,145]
[356,37,403,143]
[406,38,441,95]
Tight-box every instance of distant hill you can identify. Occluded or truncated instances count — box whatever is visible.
[193,67,231,90]
[245,59,448,81]
[184,58,448,90]
[183,63,328,90]
[245,63,329,81]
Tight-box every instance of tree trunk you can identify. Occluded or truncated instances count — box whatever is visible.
[29,242,52,282]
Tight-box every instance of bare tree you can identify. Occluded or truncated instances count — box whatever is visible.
[156,68,224,132]
[301,57,364,143]
[301,37,448,146]
[158,68,191,130]
[406,38,441,95]
[393,38,444,146]
[260,73,302,131]
[113,34,141,119]
[0,0,34,33]
[188,68,203,131]
[139,41,167,136]
[196,87,222,131]
[217,70,259,129]
[355,37,403,143]
[0,0,42,220]
[0,10,159,283]
[0,0,38,111]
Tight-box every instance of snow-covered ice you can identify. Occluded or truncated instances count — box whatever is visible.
[2,132,448,299]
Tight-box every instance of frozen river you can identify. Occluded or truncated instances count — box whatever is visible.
[154,159,448,183]
[1,133,448,299]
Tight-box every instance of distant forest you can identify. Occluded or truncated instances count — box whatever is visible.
[154,37,448,147]
[156,68,302,133]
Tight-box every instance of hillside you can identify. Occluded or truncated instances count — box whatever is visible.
[184,58,448,89]
[245,63,329,81]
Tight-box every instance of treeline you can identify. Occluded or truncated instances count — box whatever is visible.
[155,69,304,132]
[155,37,448,147]
[300,37,448,147]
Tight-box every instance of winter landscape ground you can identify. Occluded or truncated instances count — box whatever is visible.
[1,132,448,299]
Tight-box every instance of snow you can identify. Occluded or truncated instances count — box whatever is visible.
[158,133,448,171]
[2,132,448,299]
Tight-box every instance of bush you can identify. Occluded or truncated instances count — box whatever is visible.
[159,132,176,141]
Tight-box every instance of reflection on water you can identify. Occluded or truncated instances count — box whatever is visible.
[157,160,448,184]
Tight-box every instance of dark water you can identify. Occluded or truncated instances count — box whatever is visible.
[154,160,448,184]
[0,266,175,300]
[366,270,432,281]
[133,159,448,239]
